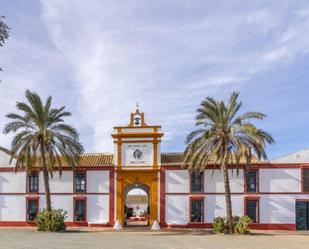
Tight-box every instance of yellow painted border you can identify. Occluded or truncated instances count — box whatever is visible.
[116,169,158,225]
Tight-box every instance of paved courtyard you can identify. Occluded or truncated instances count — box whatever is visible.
[0,228,308,249]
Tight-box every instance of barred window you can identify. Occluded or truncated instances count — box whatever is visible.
[190,199,203,223]
[27,172,38,193]
[191,173,203,193]
[303,169,309,192]
[74,199,86,221]
[246,170,257,193]
[27,199,38,221]
[75,172,86,193]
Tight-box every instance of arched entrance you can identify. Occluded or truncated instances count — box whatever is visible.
[116,169,159,226]
[124,184,150,226]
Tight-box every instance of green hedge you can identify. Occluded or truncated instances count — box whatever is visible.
[213,217,225,233]
[212,215,251,234]
[36,209,67,231]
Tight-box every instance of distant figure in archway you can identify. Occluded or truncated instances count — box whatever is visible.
[124,184,150,227]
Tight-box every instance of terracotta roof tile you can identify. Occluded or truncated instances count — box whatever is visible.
[79,153,114,166]
[160,152,265,165]
[0,146,266,167]
[126,195,148,205]
[161,152,184,165]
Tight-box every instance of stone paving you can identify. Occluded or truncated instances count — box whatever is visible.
[0,228,308,249]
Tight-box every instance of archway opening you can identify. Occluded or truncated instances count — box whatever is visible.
[124,184,150,227]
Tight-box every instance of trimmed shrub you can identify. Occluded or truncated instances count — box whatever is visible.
[234,215,251,234]
[213,217,225,233]
[36,209,67,231]
[212,215,251,234]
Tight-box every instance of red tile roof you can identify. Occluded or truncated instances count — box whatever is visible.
[0,146,265,167]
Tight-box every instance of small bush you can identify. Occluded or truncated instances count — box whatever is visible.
[232,215,240,229]
[234,215,251,234]
[213,217,225,233]
[36,209,67,231]
[212,215,251,234]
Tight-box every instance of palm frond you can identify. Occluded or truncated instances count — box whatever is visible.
[184,92,274,172]
[3,89,84,173]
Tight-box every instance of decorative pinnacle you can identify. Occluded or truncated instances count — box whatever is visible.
[136,101,139,111]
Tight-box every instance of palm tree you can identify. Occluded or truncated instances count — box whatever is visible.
[3,89,84,212]
[183,92,274,233]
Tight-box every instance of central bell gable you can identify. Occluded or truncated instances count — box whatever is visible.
[111,107,163,168]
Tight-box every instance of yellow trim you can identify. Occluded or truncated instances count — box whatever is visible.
[127,110,148,127]
[116,169,158,225]
[117,140,122,167]
[116,166,158,170]
[114,140,160,144]
[115,168,159,173]
[112,132,163,139]
[112,108,161,129]
[114,125,161,129]
[153,141,158,169]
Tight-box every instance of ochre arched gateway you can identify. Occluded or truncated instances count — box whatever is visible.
[116,170,158,224]
[112,108,163,226]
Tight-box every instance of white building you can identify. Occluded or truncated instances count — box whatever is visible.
[0,109,308,230]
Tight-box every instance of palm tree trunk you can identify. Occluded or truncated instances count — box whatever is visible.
[223,163,233,234]
[40,139,52,212]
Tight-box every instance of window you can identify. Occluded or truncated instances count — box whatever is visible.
[303,169,309,192]
[27,172,38,193]
[245,199,259,223]
[26,199,38,221]
[191,173,203,193]
[296,200,309,230]
[75,172,86,193]
[246,170,258,193]
[74,199,86,221]
[190,199,203,223]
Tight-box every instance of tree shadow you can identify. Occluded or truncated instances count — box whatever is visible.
[147,229,278,237]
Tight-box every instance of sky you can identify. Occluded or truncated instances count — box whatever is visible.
[0,0,309,159]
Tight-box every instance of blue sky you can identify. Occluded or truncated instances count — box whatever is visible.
[0,0,309,159]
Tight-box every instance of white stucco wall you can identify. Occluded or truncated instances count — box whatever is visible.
[0,151,15,167]
[271,148,309,163]
[39,195,73,221]
[122,143,153,167]
[205,169,244,193]
[259,194,309,224]
[204,195,244,223]
[87,171,109,193]
[165,170,189,193]
[0,195,25,221]
[166,195,189,224]
[87,195,109,223]
[259,169,301,193]
[39,172,73,193]
[0,172,26,193]
[121,128,155,133]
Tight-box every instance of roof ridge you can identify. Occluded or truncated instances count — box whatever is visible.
[82,152,113,156]
[161,152,183,155]
[271,148,309,160]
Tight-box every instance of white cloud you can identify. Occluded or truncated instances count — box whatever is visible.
[1,0,309,155]
[38,0,309,152]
